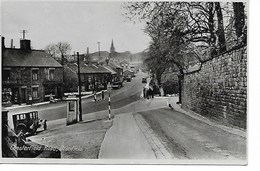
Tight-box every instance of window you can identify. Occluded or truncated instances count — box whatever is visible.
[32,87,38,99]
[69,102,75,111]
[3,69,11,81]
[32,69,38,81]
[48,69,55,80]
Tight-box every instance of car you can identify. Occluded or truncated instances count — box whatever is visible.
[142,77,147,83]
[12,111,47,135]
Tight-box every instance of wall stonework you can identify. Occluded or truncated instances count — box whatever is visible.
[182,47,247,129]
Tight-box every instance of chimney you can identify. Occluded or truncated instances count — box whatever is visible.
[2,36,5,49]
[11,39,13,48]
[85,47,89,63]
[20,39,31,52]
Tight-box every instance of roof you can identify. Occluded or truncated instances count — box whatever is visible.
[67,63,111,74]
[124,69,134,73]
[120,60,129,65]
[102,65,117,75]
[3,48,62,67]
[109,62,122,70]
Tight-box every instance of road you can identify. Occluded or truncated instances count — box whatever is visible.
[7,71,147,123]
[135,108,246,161]
[6,70,246,162]
[5,72,147,127]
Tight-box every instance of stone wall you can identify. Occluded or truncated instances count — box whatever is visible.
[182,47,247,129]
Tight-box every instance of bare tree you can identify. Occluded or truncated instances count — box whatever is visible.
[215,2,227,53]
[45,43,58,59]
[56,42,72,65]
[233,2,246,45]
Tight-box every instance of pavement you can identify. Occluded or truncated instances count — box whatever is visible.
[99,113,156,159]
[2,90,107,111]
[98,96,246,161]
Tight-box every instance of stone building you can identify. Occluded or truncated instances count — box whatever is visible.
[2,37,63,106]
[67,63,112,92]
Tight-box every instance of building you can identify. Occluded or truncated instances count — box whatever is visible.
[120,60,130,70]
[2,37,63,106]
[123,69,134,78]
[67,63,112,92]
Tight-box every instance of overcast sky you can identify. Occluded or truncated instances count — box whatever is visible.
[2,1,151,54]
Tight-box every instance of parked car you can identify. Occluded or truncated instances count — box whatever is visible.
[12,111,47,135]
[142,77,147,83]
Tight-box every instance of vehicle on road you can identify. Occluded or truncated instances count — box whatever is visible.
[12,111,47,135]
[112,75,123,89]
[142,77,147,83]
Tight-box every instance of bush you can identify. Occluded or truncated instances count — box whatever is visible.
[162,80,179,95]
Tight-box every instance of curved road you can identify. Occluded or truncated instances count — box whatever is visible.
[7,71,147,123]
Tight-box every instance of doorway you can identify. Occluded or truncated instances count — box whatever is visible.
[21,88,27,103]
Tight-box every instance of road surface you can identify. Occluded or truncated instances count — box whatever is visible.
[6,71,148,126]
[135,108,246,161]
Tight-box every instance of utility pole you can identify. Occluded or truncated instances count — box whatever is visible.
[77,52,83,121]
[97,42,100,57]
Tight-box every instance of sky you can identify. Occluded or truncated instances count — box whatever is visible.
[1,1,151,54]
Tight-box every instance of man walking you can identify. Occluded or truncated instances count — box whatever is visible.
[101,90,105,100]
[143,87,146,99]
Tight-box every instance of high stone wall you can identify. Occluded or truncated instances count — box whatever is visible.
[182,46,247,129]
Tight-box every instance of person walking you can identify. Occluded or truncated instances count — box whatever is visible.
[101,90,105,100]
[94,91,97,102]
[143,87,146,99]
[152,83,156,98]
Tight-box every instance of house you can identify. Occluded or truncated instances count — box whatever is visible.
[123,69,135,78]
[67,63,111,92]
[2,37,63,106]
[120,59,130,70]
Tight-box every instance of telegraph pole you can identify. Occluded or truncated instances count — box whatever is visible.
[77,52,83,121]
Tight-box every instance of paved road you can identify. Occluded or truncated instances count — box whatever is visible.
[6,71,148,126]
[137,108,246,161]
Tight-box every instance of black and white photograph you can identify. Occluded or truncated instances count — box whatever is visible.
[1,0,248,165]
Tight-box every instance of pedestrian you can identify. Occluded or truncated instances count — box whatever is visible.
[101,90,105,100]
[28,94,32,105]
[152,83,156,98]
[147,88,152,99]
[143,87,146,99]
[94,91,97,102]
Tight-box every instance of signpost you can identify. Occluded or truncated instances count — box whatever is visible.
[107,82,112,120]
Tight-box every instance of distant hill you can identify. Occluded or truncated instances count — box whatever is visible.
[85,50,148,64]
[88,51,110,63]
[131,51,148,63]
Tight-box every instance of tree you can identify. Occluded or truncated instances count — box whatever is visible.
[56,42,72,65]
[45,42,72,64]
[233,2,246,45]
[45,43,58,58]
[215,2,227,53]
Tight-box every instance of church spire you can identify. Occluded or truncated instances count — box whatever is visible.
[110,39,115,54]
